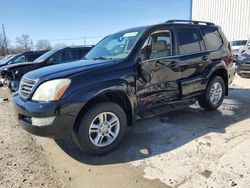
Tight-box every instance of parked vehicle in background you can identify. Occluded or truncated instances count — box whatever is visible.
[0,54,14,64]
[0,46,93,91]
[14,20,235,155]
[0,51,48,68]
[237,47,250,78]
[230,39,249,56]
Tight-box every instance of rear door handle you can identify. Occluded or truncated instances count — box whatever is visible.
[201,55,208,61]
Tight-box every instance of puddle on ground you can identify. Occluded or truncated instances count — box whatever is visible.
[200,170,212,178]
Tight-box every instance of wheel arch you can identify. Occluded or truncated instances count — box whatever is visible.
[208,68,228,96]
[203,60,229,96]
[73,89,135,132]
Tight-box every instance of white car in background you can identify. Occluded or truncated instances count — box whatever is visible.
[230,39,249,55]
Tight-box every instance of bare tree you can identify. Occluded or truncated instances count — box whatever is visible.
[16,34,33,52]
[0,34,11,56]
[0,34,5,56]
[53,43,67,49]
[36,40,52,50]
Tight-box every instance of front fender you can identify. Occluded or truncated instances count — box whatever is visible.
[64,79,135,110]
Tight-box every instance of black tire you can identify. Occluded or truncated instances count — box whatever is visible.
[198,76,225,111]
[74,102,127,155]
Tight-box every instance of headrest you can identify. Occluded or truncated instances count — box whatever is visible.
[152,40,167,52]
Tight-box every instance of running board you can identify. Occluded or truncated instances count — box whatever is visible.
[136,98,197,120]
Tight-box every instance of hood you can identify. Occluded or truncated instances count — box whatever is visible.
[0,61,34,72]
[24,59,115,80]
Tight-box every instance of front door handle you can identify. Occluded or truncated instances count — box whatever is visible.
[170,61,178,67]
[201,55,208,61]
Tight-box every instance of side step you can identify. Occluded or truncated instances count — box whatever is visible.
[136,98,197,120]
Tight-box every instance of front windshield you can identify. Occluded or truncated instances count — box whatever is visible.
[231,40,247,46]
[0,55,11,63]
[33,49,60,63]
[85,30,144,60]
[0,54,18,64]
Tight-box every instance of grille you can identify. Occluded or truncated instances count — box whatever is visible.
[19,78,37,99]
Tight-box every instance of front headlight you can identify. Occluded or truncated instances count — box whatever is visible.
[32,79,71,102]
[237,55,246,62]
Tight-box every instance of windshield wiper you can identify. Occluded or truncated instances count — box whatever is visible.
[92,56,113,60]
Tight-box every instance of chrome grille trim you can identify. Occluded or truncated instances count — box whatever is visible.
[19,78,37,99]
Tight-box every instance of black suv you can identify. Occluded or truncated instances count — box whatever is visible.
[0,46,92,91]
[0,51,48,68]
[14,20,235,155]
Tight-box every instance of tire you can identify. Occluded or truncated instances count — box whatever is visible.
[198,76,225,111]
[74,102,127,155]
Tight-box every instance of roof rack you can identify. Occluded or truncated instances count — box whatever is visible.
[166,20,215,26]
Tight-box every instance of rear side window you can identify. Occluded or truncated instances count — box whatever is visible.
[176,28,205,55]
[201,27,223,50]
[53,49,82,63]
[26,54,43,62]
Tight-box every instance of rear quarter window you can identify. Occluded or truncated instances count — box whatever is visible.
[201,27,223,50]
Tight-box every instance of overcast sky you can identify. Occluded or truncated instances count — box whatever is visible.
[0,0,191,46]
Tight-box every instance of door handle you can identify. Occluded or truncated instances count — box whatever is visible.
[201,55,208,61]
[170,61,178,67]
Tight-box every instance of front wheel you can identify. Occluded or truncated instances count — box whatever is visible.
[198,76,225,111]
[74,102,127,155]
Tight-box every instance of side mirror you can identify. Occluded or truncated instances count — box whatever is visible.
[140,45,150,61]
[136,57,151,82]
[48,57,55,64]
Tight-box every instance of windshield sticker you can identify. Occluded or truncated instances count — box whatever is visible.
[122,32,139,38]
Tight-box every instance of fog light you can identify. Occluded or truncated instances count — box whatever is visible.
[31,117,55,127]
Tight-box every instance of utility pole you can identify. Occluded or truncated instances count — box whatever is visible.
[2,24,8,56]
[84,36,86,45]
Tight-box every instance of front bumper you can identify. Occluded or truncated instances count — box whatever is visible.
[13,93,84,139]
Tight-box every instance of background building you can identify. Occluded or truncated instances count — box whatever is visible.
[192,0,250,41]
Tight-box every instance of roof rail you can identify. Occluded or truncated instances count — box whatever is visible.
[166,20,215,26]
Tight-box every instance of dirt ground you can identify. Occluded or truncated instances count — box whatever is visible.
[0,75,250,188]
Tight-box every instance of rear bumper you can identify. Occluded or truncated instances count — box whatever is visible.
[228,62,236,84]
[13,93,84,139]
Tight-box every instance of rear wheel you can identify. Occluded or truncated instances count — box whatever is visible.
[74,102,127,155]
[198,76,225,111]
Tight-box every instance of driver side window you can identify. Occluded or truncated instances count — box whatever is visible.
[142,30,172,60]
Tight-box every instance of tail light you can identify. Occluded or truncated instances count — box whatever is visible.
[228,42,233,56]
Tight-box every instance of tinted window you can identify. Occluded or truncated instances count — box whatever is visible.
[149,31,172,59]
[53,49,82,63]
[177,28,205,55]
[26,54,43,62]
[201,27,223,50]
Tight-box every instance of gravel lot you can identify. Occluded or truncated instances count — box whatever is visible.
[0,75,249,188]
